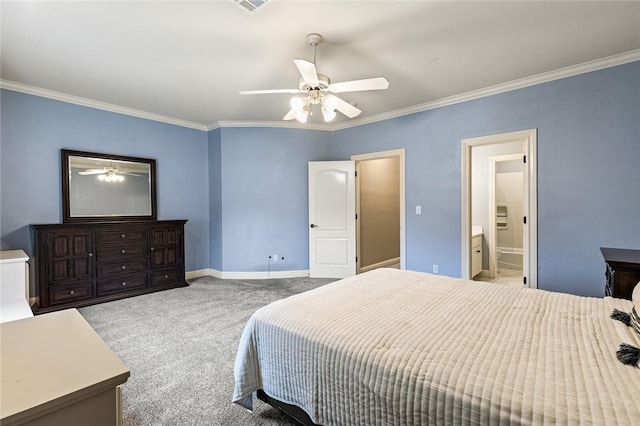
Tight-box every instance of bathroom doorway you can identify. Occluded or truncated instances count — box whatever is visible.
[486,154,525,286]
[461,129,537,288]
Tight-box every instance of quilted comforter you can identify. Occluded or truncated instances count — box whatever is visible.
[233,268,640,425]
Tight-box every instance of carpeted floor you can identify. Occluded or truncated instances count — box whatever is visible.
[79,275,335,425]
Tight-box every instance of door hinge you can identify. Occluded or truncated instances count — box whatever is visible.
[523,216,527,224]
[523,276,527,285]
[523,155,527,164]
[355,214,358,220]
[355,171,358,177]
[356,256,358,262]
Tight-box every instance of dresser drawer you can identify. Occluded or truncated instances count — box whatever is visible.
[96,243,147,260]
[151,268,183,286]
[49,283,93,305]
[97,273,148,295]
[96,229,146,244]
[97,259,147,277]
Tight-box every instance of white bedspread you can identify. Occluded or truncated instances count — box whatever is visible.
[233,268,640,425]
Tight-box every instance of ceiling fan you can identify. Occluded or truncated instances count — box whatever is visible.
[79,167,140,182]
[239,33,389,123]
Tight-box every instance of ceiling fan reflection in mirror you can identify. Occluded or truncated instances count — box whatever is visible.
[79,167,140,183]
[239,33,389,123]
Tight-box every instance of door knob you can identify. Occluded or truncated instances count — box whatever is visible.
[310,224,317,228]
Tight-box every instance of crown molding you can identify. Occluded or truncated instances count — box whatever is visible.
[0,80,209,131]
[215,120,332,132]
[331,49,640,131]
[2,49,638,133]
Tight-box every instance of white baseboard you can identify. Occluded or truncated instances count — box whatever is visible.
[359,257,401,273]
[185,269,215,280]
[186,268,310,280]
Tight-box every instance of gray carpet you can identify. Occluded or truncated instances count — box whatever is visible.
[79,275,335,425]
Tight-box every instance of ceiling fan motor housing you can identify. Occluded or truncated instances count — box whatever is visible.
[299,74,330,93]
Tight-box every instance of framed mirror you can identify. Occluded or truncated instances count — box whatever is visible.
[62,149,157,222]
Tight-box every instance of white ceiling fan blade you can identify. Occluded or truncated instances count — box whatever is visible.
[333,96,362,118]
[283,109,297,120]
[329,77,389,93]
[78,170,106,175]
[293,59,319,86]
[120,172,141,177]
[239,89,301,95]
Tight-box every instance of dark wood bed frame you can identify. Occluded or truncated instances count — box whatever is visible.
[257,389,321,426]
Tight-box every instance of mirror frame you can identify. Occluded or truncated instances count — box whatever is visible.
[62,149,157,222]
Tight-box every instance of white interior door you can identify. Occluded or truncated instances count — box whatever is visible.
[308,161,356,278]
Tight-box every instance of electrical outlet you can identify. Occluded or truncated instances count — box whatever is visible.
[432,264,439,274]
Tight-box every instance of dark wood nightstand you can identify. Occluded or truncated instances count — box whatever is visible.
[601,247,640,301]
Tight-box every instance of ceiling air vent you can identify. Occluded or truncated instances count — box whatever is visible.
[233,0,270,14]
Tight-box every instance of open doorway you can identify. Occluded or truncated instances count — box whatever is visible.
[461,130,537,288]
[476,153,525,286]
[352,149,406,274]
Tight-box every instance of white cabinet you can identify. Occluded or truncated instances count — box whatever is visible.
[471,235,483,278]
[0,250,33,322]
[0,309,129,425]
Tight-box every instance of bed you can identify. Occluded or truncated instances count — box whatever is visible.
[233,268,640,425]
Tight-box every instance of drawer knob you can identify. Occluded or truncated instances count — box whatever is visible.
[121,265,127,270]
[164,274,169,278]
[121,282,127,286]
[69,290,75,295]
[150,246,155,251]
[121,249,126,254]
[88,252,93,257]
[121,233,126,238]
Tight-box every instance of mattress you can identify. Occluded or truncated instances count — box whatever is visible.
[233,268,640,425]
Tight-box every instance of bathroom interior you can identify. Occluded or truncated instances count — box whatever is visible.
[471,143,524,287]
[492,159,524,285]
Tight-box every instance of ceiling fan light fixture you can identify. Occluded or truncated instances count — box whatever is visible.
[239,33,386,123]
[321,107,336,122]
[290,96,305,111]
[295,108,310,123]
[98,172,124,183]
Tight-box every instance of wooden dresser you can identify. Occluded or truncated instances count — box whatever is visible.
[601,247,640,301]
[31,220,187,314]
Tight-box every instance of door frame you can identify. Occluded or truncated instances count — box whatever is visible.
[461,129,537,288]
[489,153,524,279]
[351,149,406,272]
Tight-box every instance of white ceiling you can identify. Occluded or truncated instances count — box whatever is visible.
[1,1,639,130]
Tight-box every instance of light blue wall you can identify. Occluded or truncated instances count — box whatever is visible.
[0,90,210,272]
[208,128,223,271]
[2,62,638,297]
[332,62,640,297]
[219,127,332,272]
